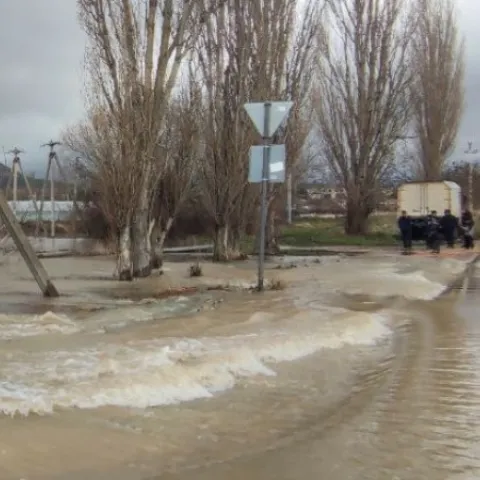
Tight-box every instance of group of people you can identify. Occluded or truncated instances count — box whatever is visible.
[397,209,475,254]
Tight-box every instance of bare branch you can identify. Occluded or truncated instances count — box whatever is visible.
[75,0,223,277]
[409,0,465,180]
[314,0,413,234]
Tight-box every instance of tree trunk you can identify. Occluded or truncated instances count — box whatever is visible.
[150,217,174,270]
[148,219,162,270]
[230,225,245,258]
[254,204,280,255]
[117,223,133,281]
[132,207,152,278]
[265,207,280,254]
[345,200,369,235]
[213,223,230,262]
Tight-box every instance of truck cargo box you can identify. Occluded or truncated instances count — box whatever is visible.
[397,181,462,218]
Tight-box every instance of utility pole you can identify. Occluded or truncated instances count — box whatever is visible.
[0,149,60,296]
[72,156,81,253]
[4,147,24,214]
[38,142,81,252]
[0,189,59,296]
[39,140,62,241]
[464,142,478,211]
[4,148,40,221]
[12,149,19,212]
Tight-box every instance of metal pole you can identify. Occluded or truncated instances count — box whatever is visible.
[464,142,477,211]
[73,171,78,253]
[258,102,271,292]
[469,162,474,211]
[12,159,18,214]
[0,190,59,296]
[50,156,55,239]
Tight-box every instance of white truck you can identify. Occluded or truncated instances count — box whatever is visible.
[396,181,463,242]
[397,181,462,218]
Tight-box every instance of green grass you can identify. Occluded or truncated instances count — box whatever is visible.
[169,212,480,252]
[167,215,399,251]
[278,215,398,247]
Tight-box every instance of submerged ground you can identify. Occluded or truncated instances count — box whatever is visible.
[0,250,478,479]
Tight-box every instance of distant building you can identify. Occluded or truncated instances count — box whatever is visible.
[296,183,395,214]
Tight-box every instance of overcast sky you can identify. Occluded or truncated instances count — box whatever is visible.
[0,0,479,175]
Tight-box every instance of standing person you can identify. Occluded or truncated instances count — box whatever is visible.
[440,209,458,248]
[425,212,433,249]
[426,210,441,253]
[461,209,475,249]
[397,210,412,254]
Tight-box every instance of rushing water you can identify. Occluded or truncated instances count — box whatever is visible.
[0,252,478,479]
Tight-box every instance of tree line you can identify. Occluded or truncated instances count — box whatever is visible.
[63,0,465,279]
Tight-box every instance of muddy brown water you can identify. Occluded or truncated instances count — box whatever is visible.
[0,254,478,479]
[154,282,480,480]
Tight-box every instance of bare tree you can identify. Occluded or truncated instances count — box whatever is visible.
[197,0,322,260]
[149,82,203,264]
[64,83,202,271]
[443,160,479,209]
[257,0,323,253]
[195,0,257,261]
[76,0,219,279]
[63,108,136,277]
[409,0,465,181]
[314,0,413,234]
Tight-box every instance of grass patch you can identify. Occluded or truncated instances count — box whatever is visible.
[278,215,398,247]
[166,214,400,252]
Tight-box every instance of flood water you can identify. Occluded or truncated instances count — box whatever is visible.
[0,252,478,479]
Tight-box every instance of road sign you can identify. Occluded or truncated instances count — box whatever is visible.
[244,101,293,138]
[248,145,285,183]
[243,100,293,292]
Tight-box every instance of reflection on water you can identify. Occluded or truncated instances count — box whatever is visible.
[0,254,478,479]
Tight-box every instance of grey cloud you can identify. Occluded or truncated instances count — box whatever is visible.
[0,0,85,172]
[0,0,479,174]
[450,0,480,158]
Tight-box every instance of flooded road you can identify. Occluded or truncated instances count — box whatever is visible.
[162,262,480,480]
[0,253,478,479]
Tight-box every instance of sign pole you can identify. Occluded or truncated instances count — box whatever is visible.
[258,102,271,291]
[244,100,292,292]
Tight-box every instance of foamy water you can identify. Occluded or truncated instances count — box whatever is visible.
[0,295,210,340]
[0,254,472,418]
[0,311,79,339]
[289,257,469,306]
[0,308,392,416]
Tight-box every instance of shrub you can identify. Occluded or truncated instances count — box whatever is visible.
[189,262,203,277]
[269,278,286,290]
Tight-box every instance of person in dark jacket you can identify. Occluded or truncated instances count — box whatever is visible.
[397,210,412,254]
[426,210,441,253]
[461,209,475,249]
[425,212,433,249]
[440,209,458,248]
